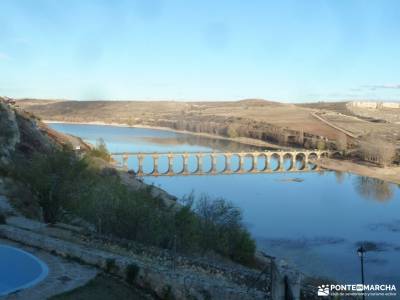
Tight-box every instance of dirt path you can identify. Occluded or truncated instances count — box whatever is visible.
[311,112,359,138]
[318,158,400,185]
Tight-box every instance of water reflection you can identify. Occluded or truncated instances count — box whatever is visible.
[334,171,345,184]
[355,177,394,202]
[355,241,395,252]
[367,219,400,233]
[264,236,347,250]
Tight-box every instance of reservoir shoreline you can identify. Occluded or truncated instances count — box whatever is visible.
[43,120,288,150]
[45,120,400,185]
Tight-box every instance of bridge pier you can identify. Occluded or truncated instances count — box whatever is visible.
[304,156,309,169]
[253,154,260,172]
[122,154,129,170]
[197,154,203,174]
[250,154,255,172]
[152,154,159,176]
[238,154,244,173]
[167,153,174,175]
[278,152,285,171]
[210,153,218,174]
[262,154,269,172]
[137,154,144,176]
[183,153,189,174]
[224,154,232,173]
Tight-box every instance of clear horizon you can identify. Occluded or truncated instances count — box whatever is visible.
[1,1,400,102]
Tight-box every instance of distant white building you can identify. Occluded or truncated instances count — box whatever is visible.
[381,102,400,109]
[349,101,400,109]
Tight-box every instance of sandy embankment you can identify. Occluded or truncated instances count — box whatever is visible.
[318,158,400,185]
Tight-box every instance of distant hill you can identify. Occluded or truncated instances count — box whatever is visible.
[17,98,346,148]
[14,98,400,149]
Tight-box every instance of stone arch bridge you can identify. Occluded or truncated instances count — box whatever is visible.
[111,150,339,176]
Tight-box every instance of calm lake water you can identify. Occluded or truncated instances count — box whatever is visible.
[50,123,400,286]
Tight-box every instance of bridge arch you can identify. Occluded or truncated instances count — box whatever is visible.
[270,153,281,171]
[294,153,306,170]
[170,154,184,174]
[283,153,294,171]
[211,153,226,174]
[140,154,156,175]
[185,154,199,174]
[255,153,268,171]
[230,154,241,173]
[200,154,213,173]
[239,153,256,172]
[220,154,231,173]
[307,152,318,170]
[157,155,170,175]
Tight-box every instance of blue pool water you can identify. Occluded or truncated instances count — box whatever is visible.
[0,245,49,296]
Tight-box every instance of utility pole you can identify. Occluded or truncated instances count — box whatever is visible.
[357,246,366,300]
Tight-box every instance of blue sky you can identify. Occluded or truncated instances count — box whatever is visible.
[1,0,400,102]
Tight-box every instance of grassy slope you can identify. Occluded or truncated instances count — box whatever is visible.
[50,274,153,300]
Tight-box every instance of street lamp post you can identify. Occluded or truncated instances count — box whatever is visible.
[357,246,366,300]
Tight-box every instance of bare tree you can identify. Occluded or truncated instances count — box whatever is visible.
[358,137,396,167]
[336,133,348,151]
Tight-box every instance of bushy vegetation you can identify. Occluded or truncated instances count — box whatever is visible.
[178,195,256,264]
[9,148,87,223]
[316,140,326,150]
[87,138,111,162]
[0,213,6,224]
[105,258,119,273]
[7,147,256,264]
[125,263,140,285]
[0,103,16,144]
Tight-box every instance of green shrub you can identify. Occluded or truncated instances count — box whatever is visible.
[88,138,111,162]
[162,285,175,300]
[317,140,326,150]
[105,258,119,273]
[0,213,6,224]
[125,263,140,285]
[179,194,256,265]
[226,126,238,138]
[0,104,15,142]
[9,149,89,223]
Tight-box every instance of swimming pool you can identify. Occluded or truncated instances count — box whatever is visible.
[0,245,49,296]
